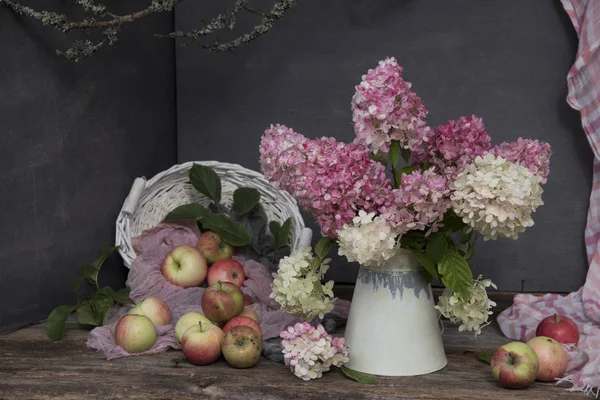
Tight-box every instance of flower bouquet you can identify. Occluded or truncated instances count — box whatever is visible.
[260,57,552,378]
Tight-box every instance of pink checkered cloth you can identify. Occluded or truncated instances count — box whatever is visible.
[497,1,600,396]
[86,222,350,360]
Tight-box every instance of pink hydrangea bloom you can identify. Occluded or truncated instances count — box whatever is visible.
[351,57,431,154]
[382,168,451,234]
[413,115,491,180]
[260,124,393,237]
[491,138,552,184]
[280,322,349,380]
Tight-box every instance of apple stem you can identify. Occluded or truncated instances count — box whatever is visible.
[554,314,559,324]
[199,321,203,331]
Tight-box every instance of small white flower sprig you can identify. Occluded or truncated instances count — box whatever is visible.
[270,245,336,321]
[435,275,498,335]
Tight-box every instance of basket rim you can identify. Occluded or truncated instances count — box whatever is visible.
[115,160,305,268]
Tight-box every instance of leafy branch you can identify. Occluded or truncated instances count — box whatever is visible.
[164,163,292,249]
[2,0,298,61]
[401,211,476,295]
[46,246,133,341]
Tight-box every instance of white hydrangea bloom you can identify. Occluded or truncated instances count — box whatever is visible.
[271,247,335,321]
[451,153,544,240]
[435,276,497,335]
[337,210,399,267]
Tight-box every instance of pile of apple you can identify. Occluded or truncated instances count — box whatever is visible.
[113,231,263,368]
[491,314,580,389]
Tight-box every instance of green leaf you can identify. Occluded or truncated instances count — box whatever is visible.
[400,147,411,163]
[465,238,476,261]
[90,293,114,325]
[341,366,377,384]
[80,246,119,287]
[442,211,465,232]
[369,153,387,166]
[164,203,210,221]
[438,248,474,295]
[310,257,322,271]
[421,268,435,283]
[389,140,401,167]
[426,232,447,266]
[80,263,98,286]
[200,213,252,246]
[477,352,492,364]
[411,250,439,280]
[69,277,82,293]
[76,302,100,326]
[315,237,335,259]
[46,305,73,341]
[273,218,292,249]
[233,187,261,216]
[92,246,119,269]
[111,287,133,305]
[189,164,222,205]
[460,229,473,244]
[269,221,281,237]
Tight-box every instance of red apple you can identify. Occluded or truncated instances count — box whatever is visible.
[221,325,262,368]
[174,311,214,344]
[536,314,579,345]
[197,231,234,264]
[239,306,259,323]
[201,281,244,323]
[181,321,224,365]
[527,336,569,382]
[114,314,157,353]
[128,296,171,326]
[161,245,207,288]
[207,259,245,287]
[222,316,262,336]
[491,341,539,389]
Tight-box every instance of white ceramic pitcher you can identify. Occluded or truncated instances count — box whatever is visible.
[343,249,447,376]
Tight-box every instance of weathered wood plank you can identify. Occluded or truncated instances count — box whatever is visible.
[0,320,583,399]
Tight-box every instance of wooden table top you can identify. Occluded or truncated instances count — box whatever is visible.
[0,318,584,399]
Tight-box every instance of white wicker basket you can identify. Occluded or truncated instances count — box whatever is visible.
[115,161,308,268]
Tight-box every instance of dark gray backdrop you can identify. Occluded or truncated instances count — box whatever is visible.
[0,2,177,332]
[176,0,593,292]
[1,0,594,333]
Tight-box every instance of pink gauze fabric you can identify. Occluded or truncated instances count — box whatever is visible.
[497,1,600,397]
[87,222,350,360]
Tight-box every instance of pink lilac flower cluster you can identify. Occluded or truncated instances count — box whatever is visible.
[491,138,552,184]
[260,124,393,237]
[280,322,349,380]
[382,168,451,234]
[351,57,431,155]
[412,115,491,180]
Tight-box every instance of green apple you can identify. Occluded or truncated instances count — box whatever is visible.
[174,311,214,344]
[114,314,156,353]
[491,341,539,389]
[222,325,262,368]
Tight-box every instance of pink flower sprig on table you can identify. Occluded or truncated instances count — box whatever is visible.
[280,322,349,380]
[381,167,451,234]
[260,124,393,237]
[351,57,431,154]
[413,115,491,180]
[491,138,552,184]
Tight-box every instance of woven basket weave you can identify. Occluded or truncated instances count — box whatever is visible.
[115,161,306,268]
